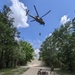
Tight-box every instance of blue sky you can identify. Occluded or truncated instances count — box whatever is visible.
[0,0,75,51]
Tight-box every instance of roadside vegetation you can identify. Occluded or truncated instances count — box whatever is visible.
[0,5,34,70]
[39,18,75,73]
[55,69,75,75]
[0,67,29,75]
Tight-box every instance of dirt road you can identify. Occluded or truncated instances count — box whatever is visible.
[21,66,51,75]
[21,59,58,75]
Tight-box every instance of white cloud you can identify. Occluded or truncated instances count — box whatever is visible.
[34,49,40,58]
[60,15,70,25]
[45,32,52,39]
[29,39,42,49]
[48,33,52,37]
[9,0,29,28]
[14,37,20,41]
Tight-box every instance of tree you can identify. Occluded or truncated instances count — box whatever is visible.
[39,36,58,67]
[39,21,75,72]
[0,5,19,68]
[18,40,34,65]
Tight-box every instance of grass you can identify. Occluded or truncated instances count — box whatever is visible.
[55,69,75,75]
[0,67,29,75]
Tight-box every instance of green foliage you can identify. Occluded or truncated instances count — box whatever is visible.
[18,40,34,65]
[0,67,29,75]
[0,5,19,68]
[39,21,75,72]
[0,5,34,69]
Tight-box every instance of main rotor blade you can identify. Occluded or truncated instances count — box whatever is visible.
[30,20,36,22]
[41,10,51,18]
[34,5,39,16]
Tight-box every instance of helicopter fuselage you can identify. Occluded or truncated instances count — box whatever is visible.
[35,16,45,25]
[28,14,45,25]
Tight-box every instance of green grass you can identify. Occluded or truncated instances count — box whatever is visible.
[55,69,75,75]
[0,67,29,75]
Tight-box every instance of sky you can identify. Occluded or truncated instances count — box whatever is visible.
[0,0,75,57]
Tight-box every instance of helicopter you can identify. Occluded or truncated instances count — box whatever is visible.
[26,5,51,25]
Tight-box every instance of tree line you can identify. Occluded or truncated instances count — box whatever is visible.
[39,18,75,72]
[0,5,34,69]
